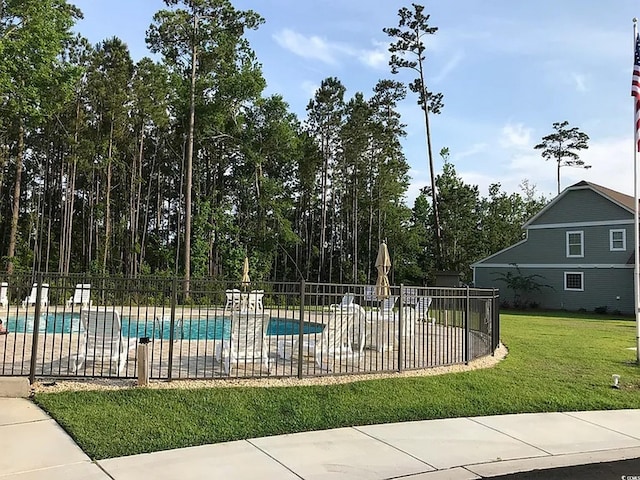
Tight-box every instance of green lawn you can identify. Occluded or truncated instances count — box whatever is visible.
[34,312,640,460]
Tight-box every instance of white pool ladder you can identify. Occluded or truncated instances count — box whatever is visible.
[153,315,184,341]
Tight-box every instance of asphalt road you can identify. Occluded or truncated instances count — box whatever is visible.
[485,457,640,479]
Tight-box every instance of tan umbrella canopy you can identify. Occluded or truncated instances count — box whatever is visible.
[241,256,251,290]
[375,241,391,299]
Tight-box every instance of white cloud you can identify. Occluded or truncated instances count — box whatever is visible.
[564,136,634,196]
[499,123,532,149]
[543,64,590,94]
[503,136,635,197]
[459,171,506,196]
[462,135,636,199]
[454,142,488,160]
[571,73,588,93]
[273,29,339,65]
[274,29,392,71]
[358,41,389,69]
[432,51,463,84]
[301,80,319,97]
[405,179,429,207]
[466,17,626,61]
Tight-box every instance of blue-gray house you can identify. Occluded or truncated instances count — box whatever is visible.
[472,181,636,314]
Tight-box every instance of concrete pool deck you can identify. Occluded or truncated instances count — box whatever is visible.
[2,397,640,479]
[0,305,485,379]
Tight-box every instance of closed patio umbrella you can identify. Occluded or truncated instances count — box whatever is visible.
[241,256,251,290]
[375,241,391,300]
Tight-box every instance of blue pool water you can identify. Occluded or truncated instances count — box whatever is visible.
[4,313,323,341]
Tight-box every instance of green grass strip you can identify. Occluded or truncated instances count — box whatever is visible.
[34,312,640,459]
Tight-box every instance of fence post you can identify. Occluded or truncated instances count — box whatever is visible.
[137,337,150,386]
[492,288,500,352]
[398,284,404,372]
[28,273,44,384]
[167,277,178,381]
[464,285,470,365]
[297,279,305,379]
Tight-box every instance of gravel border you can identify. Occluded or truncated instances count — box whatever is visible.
[33,343,508,393]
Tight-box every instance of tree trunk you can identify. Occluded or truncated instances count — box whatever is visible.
[183,12,198,298]
[417,62,443,269]
[140,141,158,272]
[7,120,24,274]
[129,126,144,276]
[318,137,329,283]
[60,98,80,274]
[102,119,114,275]
[352,177,358,283]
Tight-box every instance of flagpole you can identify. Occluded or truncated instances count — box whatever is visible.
[634,18,640,364]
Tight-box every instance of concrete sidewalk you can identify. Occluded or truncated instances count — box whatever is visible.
[2,398,640,479]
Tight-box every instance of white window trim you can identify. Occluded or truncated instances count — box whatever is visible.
[566,231,584,258]
[609,229,626,251]
[564,271,584,291]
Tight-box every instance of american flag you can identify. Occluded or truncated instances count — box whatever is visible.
[633,33,640,152]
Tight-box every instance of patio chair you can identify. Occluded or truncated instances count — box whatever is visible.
[74,308,136,375]
[414,296,435,325]
[402,287,419,306]
[284,304,363,371]
[224,289,242,311]
[218,312,270,375]
[66,283,92,309]
[365,303,416,352]
[343,304,367,354]
[246,289,264,313]
[328,292,355,310]
[0,282,8,308]
[21,283,49,309]
[378,296,397,318]
[363,285,376,301]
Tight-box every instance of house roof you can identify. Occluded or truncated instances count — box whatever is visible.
[576,181,636,212]
[523,180,636,228]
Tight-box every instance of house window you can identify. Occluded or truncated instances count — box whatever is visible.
[610,229,626,251]
[564,272,584,291]
[566,231,583,257]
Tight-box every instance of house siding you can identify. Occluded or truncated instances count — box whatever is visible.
[529,188,631,225]
[481,225,633,265]
[473,181,636,314]
[474,265,634,314]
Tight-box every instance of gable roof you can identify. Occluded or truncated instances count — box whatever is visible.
[523,180,636,228]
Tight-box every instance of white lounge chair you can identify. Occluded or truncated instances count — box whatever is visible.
[224,289,242,311]
[66,284,92,309]
[0,282,8,308]
[218,313,270,375]
[74,308,136,374]
[246,289,264,313]
[328,292,355,310]
[414,296,435,325]
[363,286,376,301]
[402,287,419,306]
[366,304,416,352]
[22,283,49,309]
[378,296,397,318]
[284,304,363,371]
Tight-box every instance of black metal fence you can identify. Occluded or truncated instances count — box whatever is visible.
[0,274,500,383]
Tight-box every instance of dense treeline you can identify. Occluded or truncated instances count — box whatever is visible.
[0,0,547,286]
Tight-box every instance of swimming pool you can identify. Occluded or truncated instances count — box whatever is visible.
[4,313,324,341]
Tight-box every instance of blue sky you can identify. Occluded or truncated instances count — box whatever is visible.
[71,0,640,204]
